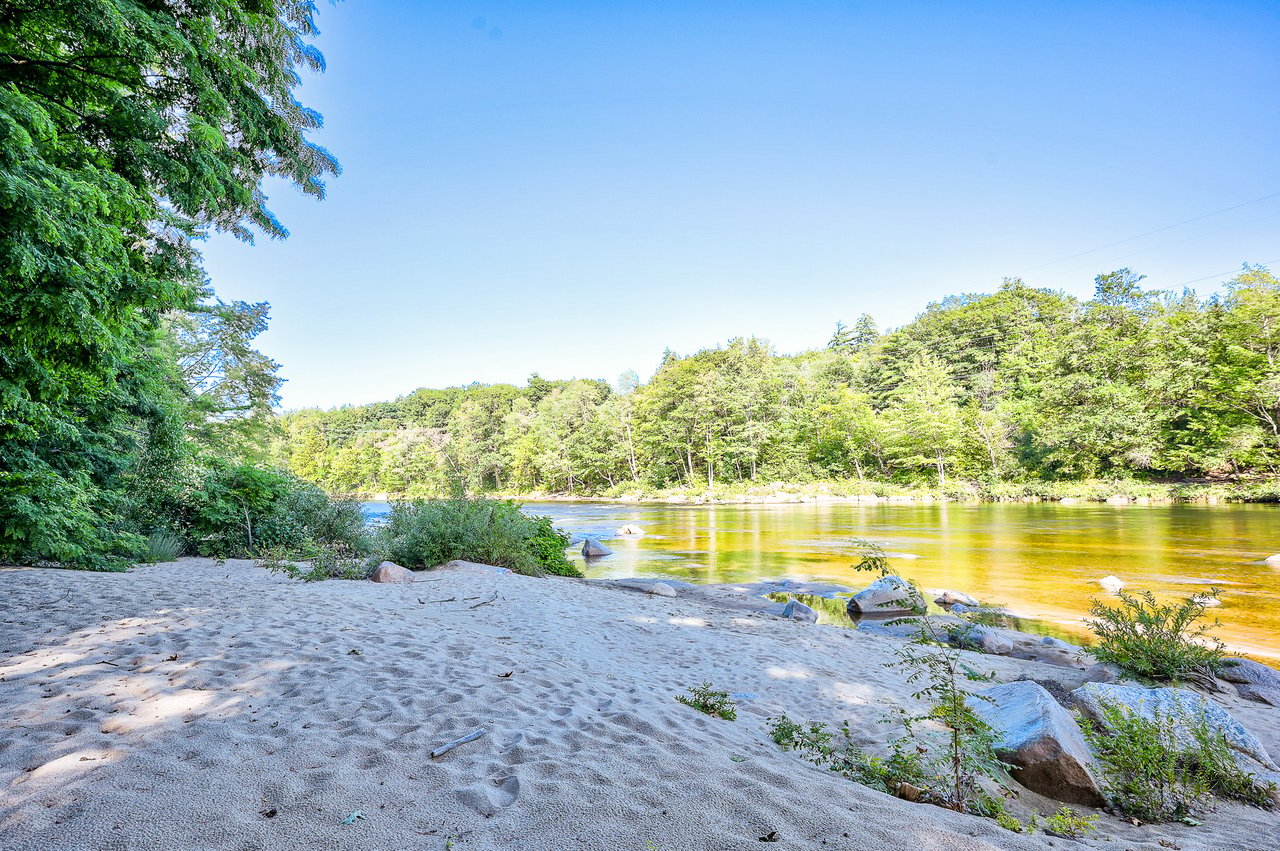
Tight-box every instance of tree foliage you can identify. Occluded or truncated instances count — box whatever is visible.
[0,0,338,564]
[276,266,1280,498]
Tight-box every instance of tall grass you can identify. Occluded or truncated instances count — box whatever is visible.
[142,529,185,563]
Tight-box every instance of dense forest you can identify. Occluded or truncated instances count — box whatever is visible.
[275,267,1280,498]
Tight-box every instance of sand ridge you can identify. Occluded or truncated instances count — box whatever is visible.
[1,559,1277,850]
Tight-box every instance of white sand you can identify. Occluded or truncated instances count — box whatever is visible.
[2,559,1277,850]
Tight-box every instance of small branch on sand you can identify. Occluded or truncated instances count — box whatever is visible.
[468,592,498,609]
[95,660,120,666]
[430,727,487,759]
[419,597,457,604]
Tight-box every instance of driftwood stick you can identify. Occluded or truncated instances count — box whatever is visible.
[468,592,499,609]
[430,727,488,759]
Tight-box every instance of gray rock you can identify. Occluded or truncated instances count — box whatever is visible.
[614,579,677,597]
[581,539,613,558]
[932,588,980,608]
[1040,636,1075,651]
[616,524,646,535]
[1072,682,1277,770]
[1220,658,1280,706]
[1080,663,1120,684]
[846,575,924,617]
[949,603,970,614]
[370,561,414,583]
[973,625,1013,655]
[969,681,1104,807]
[780,599,818,623]
[1264,553,1280,565]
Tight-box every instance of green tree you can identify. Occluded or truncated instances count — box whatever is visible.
[0,0,336,564]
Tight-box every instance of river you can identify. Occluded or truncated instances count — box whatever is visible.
[363,500,1280,659]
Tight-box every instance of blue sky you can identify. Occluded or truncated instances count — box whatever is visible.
[201,1,1280,409]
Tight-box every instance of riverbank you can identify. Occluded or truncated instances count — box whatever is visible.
[354,477,1280,506]
[3,560,1278,850]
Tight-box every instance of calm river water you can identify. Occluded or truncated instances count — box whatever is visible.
[364,501,1280,659]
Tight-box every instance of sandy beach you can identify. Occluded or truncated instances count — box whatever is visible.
[2,560,1278,851]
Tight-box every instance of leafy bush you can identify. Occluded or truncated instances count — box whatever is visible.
[769,716,930,795]
[142,529,185,563]
[258,544,370,582]
[377,498,580,577]
[1086,589,1225,682]
[1081,699,1275,820]
[676,683,737,720]
[1040,806,1099,838]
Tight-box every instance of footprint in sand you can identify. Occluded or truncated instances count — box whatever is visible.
[456,775,521,816]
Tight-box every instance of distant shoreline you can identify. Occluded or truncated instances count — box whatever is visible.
[344,478,1280,506]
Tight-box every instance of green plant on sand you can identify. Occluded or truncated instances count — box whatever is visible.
[676,683,737,720]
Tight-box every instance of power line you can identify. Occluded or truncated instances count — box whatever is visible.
[1172,258,1280,288]
[1019,191,1280,275]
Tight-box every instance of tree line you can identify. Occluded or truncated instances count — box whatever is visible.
[275,267,1280,497]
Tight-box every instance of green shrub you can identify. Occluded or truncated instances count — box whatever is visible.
[377,498,580,577]
[769,716,931,795]
[1086,589,1225,682]
[177,463,369,559]
[142,529,185,563]
[258,544,370,582]
[676,683,737,720]
[1081,699,1275,821]
[1040,806,1099,838]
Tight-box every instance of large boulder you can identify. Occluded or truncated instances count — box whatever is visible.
[1219,658,1280,707]
[969,681,1104,807]
[1072,682,1278,770]
[846,575,924,617]
[581,539,613,558]
[370,561,414,583]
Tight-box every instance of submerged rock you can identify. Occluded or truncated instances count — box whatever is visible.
[846,575,924,617]
[969,681,1104,807]
[1220,658,1280,707]
[581,539,613,558]
[1072,682,1277,770]
[370,561,414,584]
[780,599,818,623]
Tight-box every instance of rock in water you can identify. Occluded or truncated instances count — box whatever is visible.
[1219,658,1280,707]
[1264,553,1280,565]
[780,599,818,623]
[969,681,1104,807]
[616,524,646,535]
[370,561,414,584]
[931,588,980,607]
[1097,575,1124,594]
[581,539,613,558]
[1072,682,1278,770]
[846,575,924,617]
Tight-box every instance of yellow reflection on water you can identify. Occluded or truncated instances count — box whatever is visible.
[539,502,1280,659]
